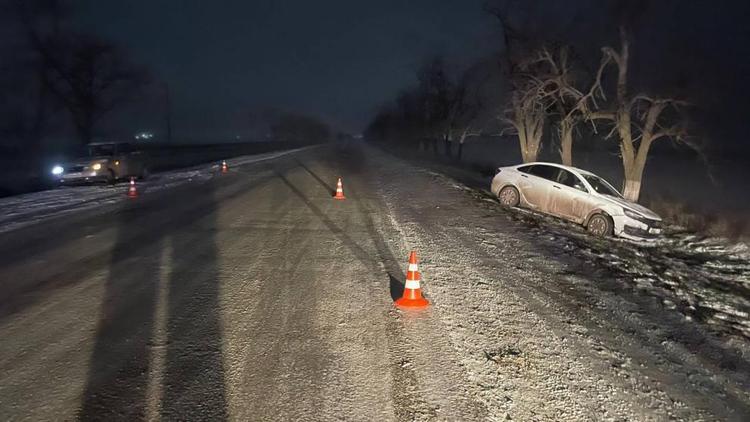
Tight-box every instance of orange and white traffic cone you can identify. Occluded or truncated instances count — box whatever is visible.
[221,160,228,174]
[395,251,429,309]
[333,177,346,200]
[127,177,138,198]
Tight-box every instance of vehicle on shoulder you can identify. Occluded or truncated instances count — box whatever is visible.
[51,142,150,185]
[491,162,663,241]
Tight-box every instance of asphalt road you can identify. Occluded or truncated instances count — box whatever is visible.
[0,144,486,421]
[1,143,748,421]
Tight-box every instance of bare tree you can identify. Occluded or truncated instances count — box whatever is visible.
[451,63,494,161]
[487,2,559,163]
[1,0,70,152]
[31,34,148,145]
[16,0,149,146]
[501,75,553,163]
[589,27,691,201]
[527,46,609,166]
[416,57,452,154]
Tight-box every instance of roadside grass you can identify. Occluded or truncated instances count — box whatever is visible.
[642,193,750,242]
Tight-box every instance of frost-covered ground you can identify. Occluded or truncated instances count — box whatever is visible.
[0,147,312,234]
[1,142,747,420]
[366,145,750,420]
[434,169,750,343]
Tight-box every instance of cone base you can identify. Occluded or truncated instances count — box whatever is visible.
[395,296,429,309]
[334,195,346,200]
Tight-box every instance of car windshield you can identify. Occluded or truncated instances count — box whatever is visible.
[582,174,622,198]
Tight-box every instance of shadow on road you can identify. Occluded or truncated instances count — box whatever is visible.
[291,146,408,302]
[389,275,405,301]
[296,159,335,195]
[78,180,228,420]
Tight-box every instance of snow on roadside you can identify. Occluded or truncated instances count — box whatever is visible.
[424,164,750,341]
[367,147,749,420]
[0,147,313,234]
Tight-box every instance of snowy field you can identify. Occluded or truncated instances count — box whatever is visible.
[0,147,313,234]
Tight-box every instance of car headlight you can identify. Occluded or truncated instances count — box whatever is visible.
[92,163,102,170]
[51,165,64,175]
[623,209,643,220]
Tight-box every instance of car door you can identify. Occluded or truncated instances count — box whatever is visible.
[517,164,556,211]
[548,169,599,223]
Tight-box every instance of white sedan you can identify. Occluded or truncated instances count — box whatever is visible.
[491,162,663,240]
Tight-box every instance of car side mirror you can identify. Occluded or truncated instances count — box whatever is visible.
[574,183,587,192]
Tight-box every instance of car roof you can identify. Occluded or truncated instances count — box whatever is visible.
[515,161,597,177]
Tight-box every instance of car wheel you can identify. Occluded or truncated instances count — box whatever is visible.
[107,169,117,185]
[587,213,613,237]
[498,186,520,207]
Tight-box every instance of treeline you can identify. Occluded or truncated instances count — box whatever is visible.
[366,56,501,162]
[0,0,150,153]
[0,0,334,159]
[366,1,702,202]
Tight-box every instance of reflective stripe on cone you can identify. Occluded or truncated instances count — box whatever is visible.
[395,251,429,309]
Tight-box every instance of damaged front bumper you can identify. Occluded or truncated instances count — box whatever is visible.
[613,214,663,241]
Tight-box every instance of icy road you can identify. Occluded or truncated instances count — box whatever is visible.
[0,144,748,421]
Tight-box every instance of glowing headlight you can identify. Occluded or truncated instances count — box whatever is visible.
[92,163,102,170]
[51,165,64,175]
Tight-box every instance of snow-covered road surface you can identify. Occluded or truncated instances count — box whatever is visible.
[0,146,314,234]
[0,143,747,420]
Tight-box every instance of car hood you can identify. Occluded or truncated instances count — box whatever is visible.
[599,195,662,221]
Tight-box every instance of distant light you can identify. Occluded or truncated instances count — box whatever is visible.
[52,165,63,175]
[135,131,154,140]
[92,163,102,170]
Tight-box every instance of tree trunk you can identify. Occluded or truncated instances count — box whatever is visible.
[622,178,641,202]
[621,153,647,202]
[522,140,541,163]
[519,128,541,163]
[457,142,463,161]
[559,119,573,166]
[431,138,438,154]
[444,136,452,157]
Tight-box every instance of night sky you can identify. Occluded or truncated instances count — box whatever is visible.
[75,0,499,135]
[70,0,750,152]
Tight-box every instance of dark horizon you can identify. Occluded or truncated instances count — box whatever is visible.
[74,0,499,136]
[1,0,749,153]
